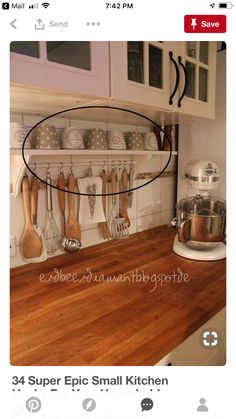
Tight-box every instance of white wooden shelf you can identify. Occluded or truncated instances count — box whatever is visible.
[10,149,178,156]
[10,148,177,198]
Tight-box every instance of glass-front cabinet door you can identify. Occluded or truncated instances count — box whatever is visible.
[127,41,163,89]
[176,41,217,119]
[11,41,217,119]
[110,41,174,111]
[10,41,110,98]
[46,42,91,71]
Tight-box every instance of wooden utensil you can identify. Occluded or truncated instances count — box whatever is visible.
[65,173,81,241]
[99,169,110,240]
[57,172,66,236]
[20,175,42,259]
[120,167,131,227]
[30,177,48,262]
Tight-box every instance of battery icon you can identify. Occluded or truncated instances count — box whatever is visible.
[219,2,234,8]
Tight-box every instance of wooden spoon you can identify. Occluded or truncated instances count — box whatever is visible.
[65,173,81,241]
[120,167,131,227]
[20,175,42,259]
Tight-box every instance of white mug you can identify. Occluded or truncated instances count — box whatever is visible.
[108,130,126,150]
[61,126,84,149]
[144,132,158,151]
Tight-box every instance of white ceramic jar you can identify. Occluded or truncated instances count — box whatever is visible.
[61,127,84,149]
[108,130,126,150]
[144,132,158,150]
[10,122,31,149]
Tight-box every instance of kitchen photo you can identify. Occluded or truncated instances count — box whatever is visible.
[10,41,226,366]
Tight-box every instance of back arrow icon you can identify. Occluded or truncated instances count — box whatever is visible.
[10,19,17,29]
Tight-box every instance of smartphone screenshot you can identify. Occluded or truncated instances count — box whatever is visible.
[0,1,235,417]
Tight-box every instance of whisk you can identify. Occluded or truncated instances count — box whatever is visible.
[43,171,60,254]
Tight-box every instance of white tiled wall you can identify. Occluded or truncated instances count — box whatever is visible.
[10,114,177,267]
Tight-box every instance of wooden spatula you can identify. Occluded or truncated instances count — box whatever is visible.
[20,175,42,259]
[65,173,81,241]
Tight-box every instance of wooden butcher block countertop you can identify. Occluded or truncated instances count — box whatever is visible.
[10,225,226,366]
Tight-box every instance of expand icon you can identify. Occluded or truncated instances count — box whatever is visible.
[201,328,222,349]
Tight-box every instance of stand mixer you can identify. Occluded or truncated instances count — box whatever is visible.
[173,160,226,261]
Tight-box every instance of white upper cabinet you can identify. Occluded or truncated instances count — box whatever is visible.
[10,41,110,98]
[110,41,217,119]
[10,41,217,120]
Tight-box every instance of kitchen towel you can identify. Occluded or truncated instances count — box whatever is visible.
[77,176,106,226]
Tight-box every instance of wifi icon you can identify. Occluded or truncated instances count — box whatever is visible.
[42,2,50,8]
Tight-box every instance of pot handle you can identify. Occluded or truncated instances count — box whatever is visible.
[178,218,191,243]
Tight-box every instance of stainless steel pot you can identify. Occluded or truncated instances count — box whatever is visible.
[176,195,226,249]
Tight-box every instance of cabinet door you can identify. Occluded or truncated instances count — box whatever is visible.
[110,41,175,110]
[10,41,109,98]
[176,41,217,119]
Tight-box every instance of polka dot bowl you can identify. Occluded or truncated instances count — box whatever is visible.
[32,124,60,149]
[126,131,144,151]
[85,128,108,150]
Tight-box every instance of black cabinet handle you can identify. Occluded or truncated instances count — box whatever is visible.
[177,56,188,108]
[169,51,180,105]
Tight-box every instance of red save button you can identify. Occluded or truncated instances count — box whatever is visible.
[184,15,226,33]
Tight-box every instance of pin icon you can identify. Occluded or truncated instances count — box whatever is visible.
[191,18,197,30]
[26,397,42,413]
